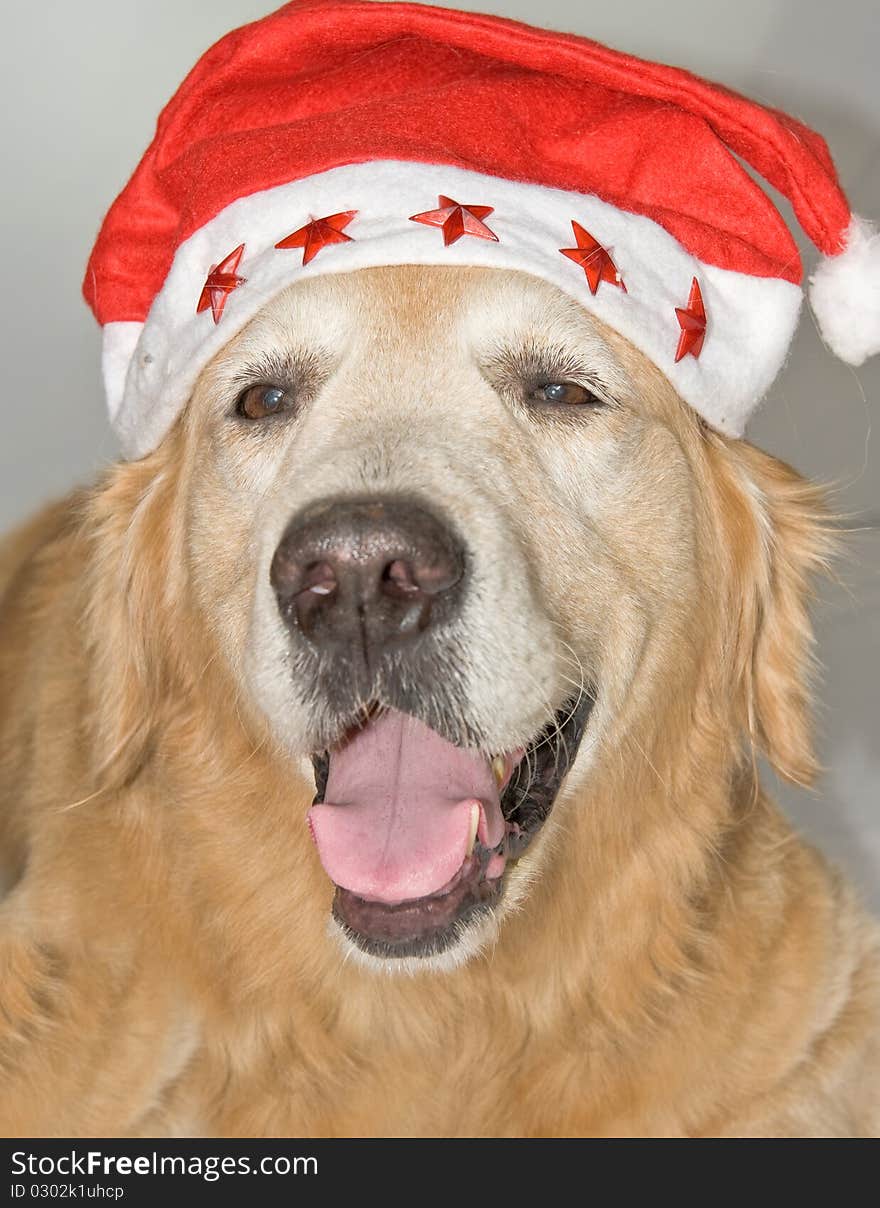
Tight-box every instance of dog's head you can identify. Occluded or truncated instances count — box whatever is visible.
[86,265,830,973]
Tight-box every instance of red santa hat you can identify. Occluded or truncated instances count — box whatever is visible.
[84,0,880,460]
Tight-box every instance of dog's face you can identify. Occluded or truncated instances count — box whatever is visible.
[170,265,742,969]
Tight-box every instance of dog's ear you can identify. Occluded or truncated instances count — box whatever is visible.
[709,438,835,786]
[82,448,187,791]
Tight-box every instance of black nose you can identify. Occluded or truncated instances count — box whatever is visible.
[270,497,466,656]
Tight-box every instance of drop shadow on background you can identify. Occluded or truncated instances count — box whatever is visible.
[760,525,880,913]
[766,759,880,917]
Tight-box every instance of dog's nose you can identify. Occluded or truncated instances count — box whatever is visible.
[270,497,466,654]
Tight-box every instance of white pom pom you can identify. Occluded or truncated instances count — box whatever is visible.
[809,215,880,366]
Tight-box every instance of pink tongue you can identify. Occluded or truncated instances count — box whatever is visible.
[308,709,506,904]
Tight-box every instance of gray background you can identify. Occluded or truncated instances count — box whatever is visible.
[2,1,877,907]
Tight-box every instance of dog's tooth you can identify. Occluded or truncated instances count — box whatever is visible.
[491,755,506,787]
[467,803,480,853]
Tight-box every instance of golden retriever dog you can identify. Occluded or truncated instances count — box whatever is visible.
[1,265,878,1137]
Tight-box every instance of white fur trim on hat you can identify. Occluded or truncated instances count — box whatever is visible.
[102,321,144,424]
[809,215,880,367]
[105,161,803,459]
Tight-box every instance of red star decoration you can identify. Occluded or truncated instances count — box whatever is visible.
[196,244,247,324]
[559,222,626,295]
[275,210,358,265]
[409,195,499,245]
[674,277,707,363]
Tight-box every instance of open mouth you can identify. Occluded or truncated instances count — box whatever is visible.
[309,690,594,960]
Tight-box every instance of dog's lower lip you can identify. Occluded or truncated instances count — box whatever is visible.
[333,850,503,958]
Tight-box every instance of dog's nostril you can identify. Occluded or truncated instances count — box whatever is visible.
[382,558,420,597]
[301,561,337,597]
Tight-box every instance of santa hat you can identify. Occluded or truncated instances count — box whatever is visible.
[84,0,880,460]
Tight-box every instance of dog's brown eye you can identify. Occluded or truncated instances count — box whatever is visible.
[530,381,598,407]
[237,384,293,420]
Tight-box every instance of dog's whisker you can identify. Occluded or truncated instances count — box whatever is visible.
[629,734,670,795]
[54,786,108,815]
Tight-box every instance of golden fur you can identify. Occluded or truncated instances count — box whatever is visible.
[0,266,878,1136]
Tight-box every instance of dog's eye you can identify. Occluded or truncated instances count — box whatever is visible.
[236,384,294,420]
[530,381,599,407]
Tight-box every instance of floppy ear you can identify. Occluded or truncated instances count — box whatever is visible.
[710,438,835,787]
[81,445,187,791]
